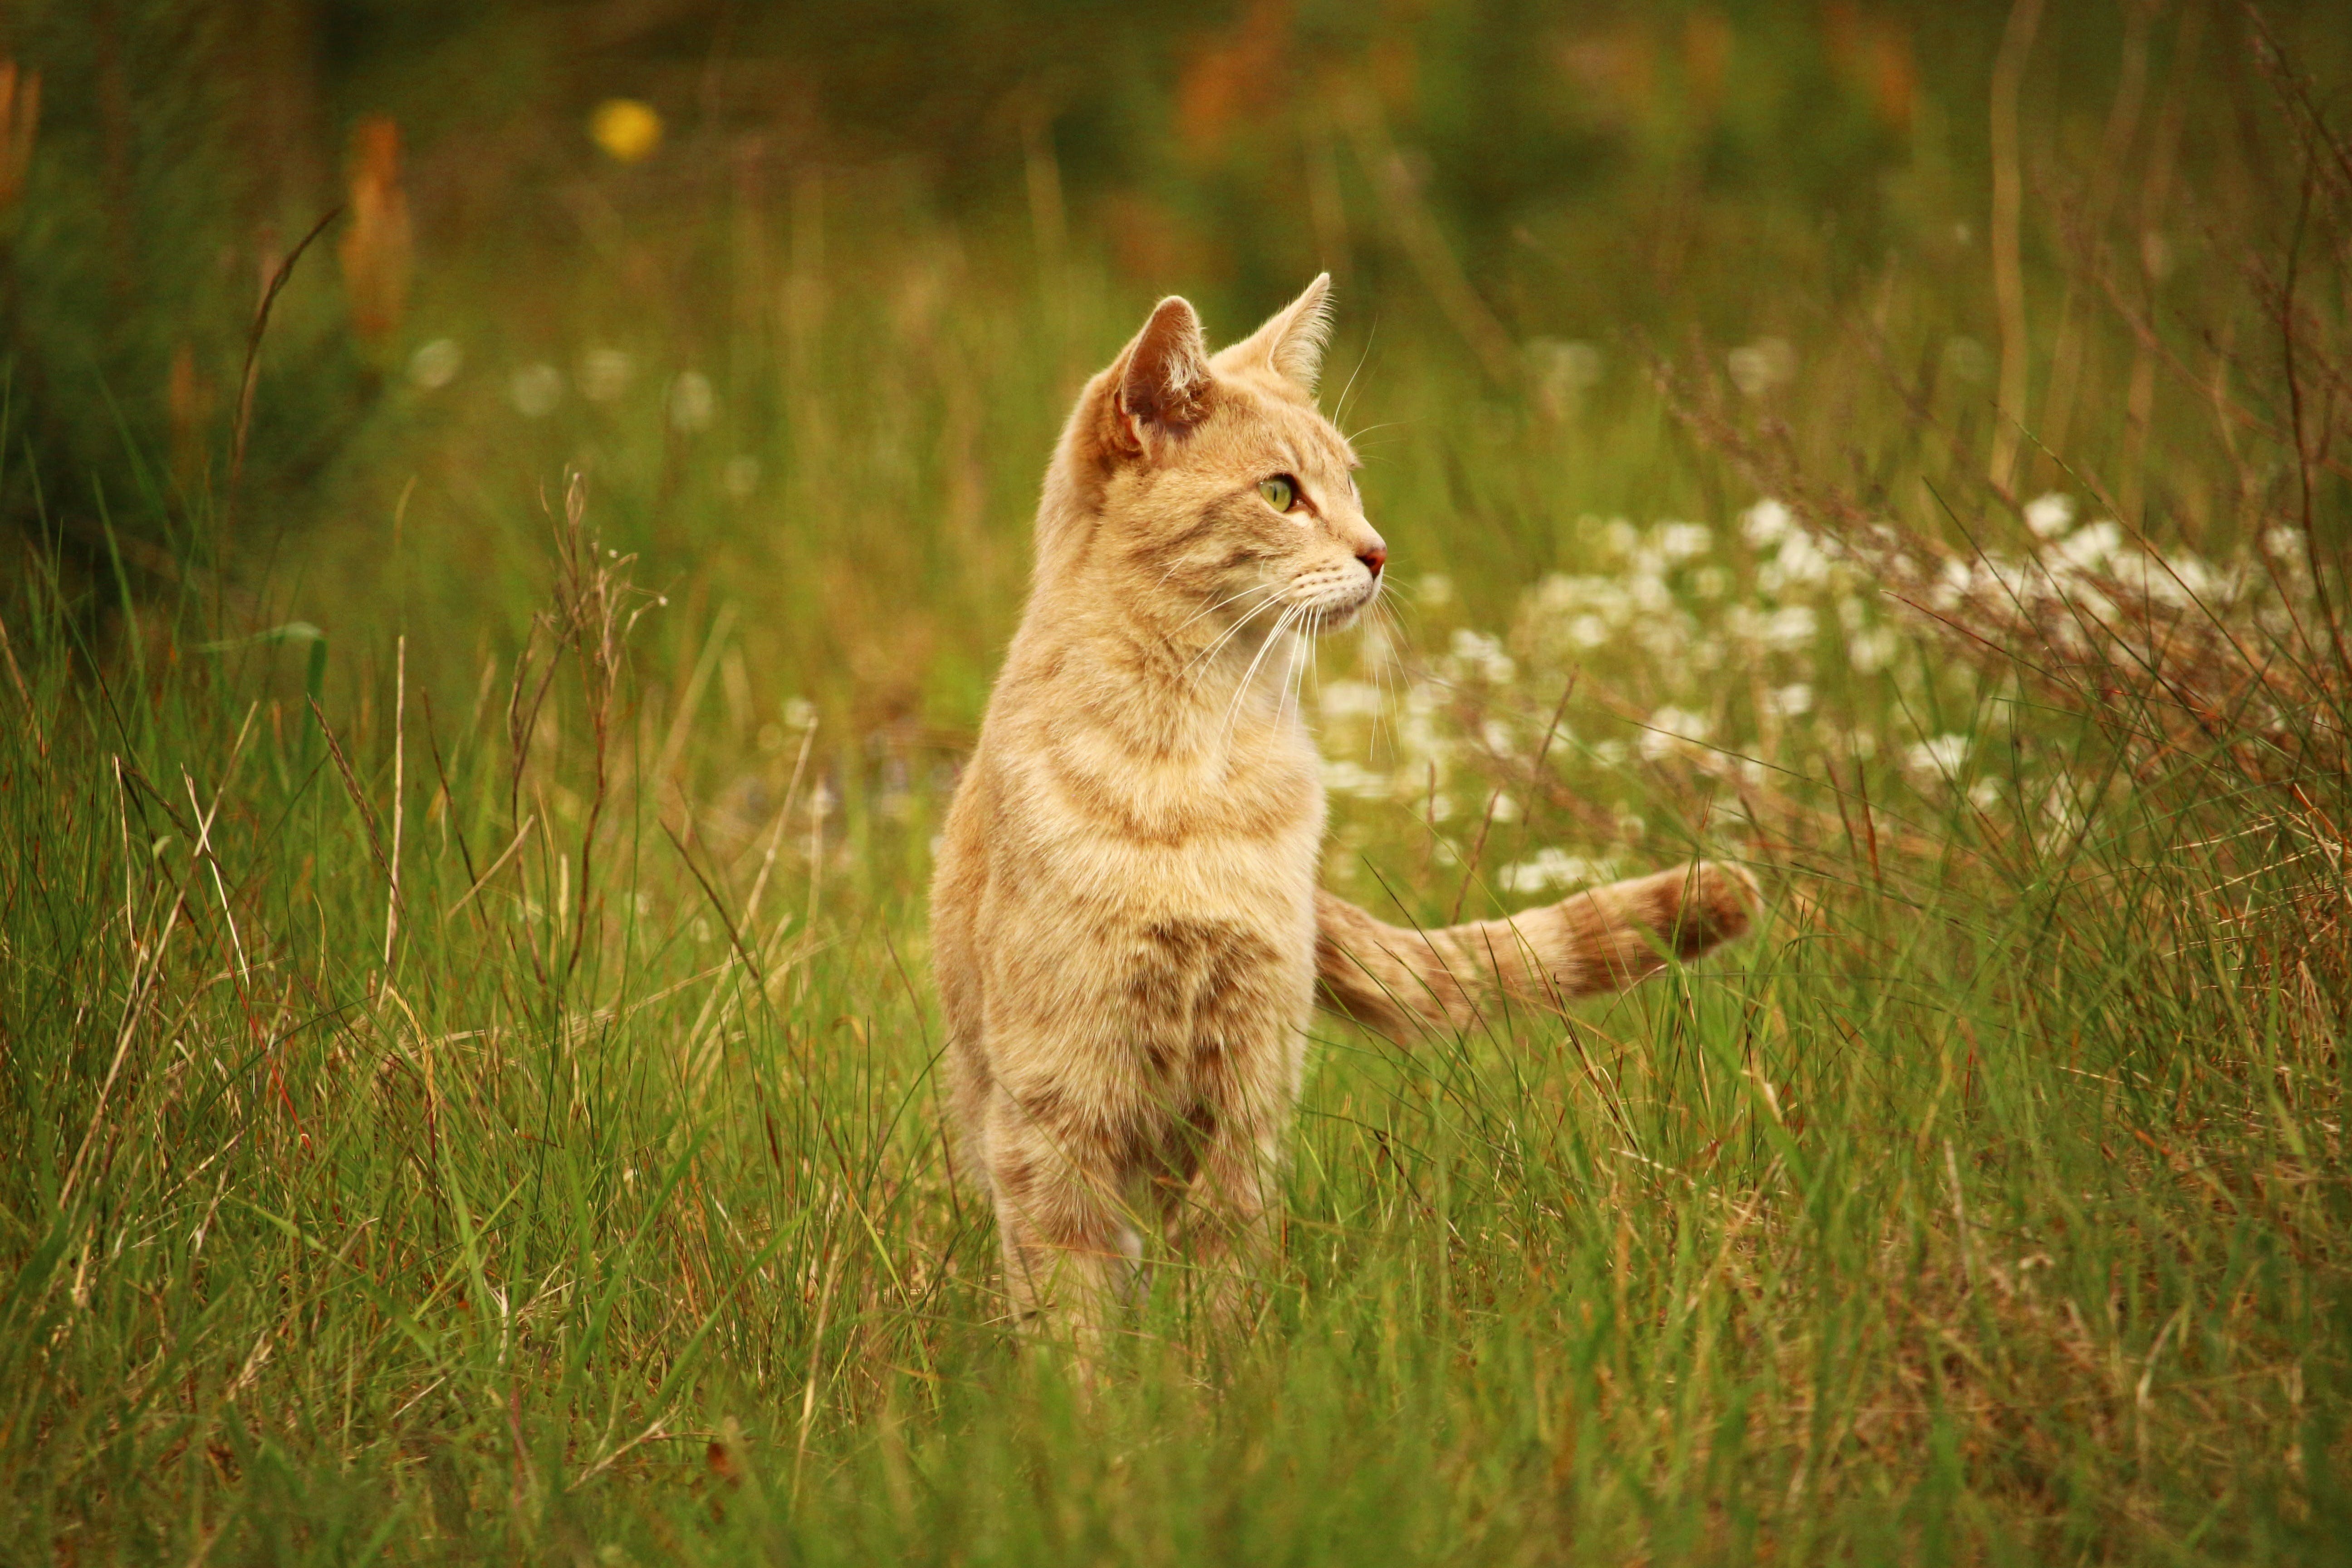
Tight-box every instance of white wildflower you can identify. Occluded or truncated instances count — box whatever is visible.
[1760,529,1835,591]
[1499,847,1617,894]
[1655,522,1714,562]
[510,363,564,417]
[1318,681,1385,721]
[1848,626,1900,673]
[2041,779,2085,837]
[1762,605,1817,651]
[2142,551,2242,610]
[1931,557,1974,610]
[1905,734,1970,779]
[408,338,462,389]
[2024,492,2075,539]
[1527,338,1603,416]
[1449,629,1517,684]
[1636,614,1691,662]
[667,371,716,432]
[1397,682,1454,768]
[1319,760,1391,799]
[1641,705,1711,761]
[1742,499,1794,549]
[2051,520,2122,576]
[1728,336,1796,397]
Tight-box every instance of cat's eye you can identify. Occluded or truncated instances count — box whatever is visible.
[1258,475,1299,512]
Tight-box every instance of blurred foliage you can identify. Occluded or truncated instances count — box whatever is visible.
[0,0,2345,707]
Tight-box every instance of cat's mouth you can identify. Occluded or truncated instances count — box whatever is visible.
[1281,564,1382,634]
[1294,579,1381,634]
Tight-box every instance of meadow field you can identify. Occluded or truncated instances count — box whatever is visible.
[3,2,2349,1561]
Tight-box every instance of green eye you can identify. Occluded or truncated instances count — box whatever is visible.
[1258,475,1298,512]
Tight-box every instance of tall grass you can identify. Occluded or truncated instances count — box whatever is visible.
[5,11,2351,1566]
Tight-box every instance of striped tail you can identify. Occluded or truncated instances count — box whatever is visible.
[1314,861,1758,1036]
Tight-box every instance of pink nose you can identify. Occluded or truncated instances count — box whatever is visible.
[1358,546,1387,575]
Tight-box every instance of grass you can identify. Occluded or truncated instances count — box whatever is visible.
[5,12,2352,1564]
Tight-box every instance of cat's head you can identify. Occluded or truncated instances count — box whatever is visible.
[1045,275,1385,644]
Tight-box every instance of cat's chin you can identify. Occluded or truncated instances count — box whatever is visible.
[1298,591,1379,635]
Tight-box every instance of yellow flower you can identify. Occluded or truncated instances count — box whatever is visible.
[589,99,662,165]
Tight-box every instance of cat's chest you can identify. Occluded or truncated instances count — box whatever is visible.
[1032,723,1323,853]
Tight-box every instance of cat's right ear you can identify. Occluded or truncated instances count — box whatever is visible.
[1112,296,1213,452]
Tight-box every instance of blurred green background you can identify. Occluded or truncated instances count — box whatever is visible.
[8,0,2342,740]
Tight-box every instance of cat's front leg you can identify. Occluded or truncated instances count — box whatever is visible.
[1160,1027,1302,1337]
[1170,1115,1285,1336]
[977,1073,1144,1361]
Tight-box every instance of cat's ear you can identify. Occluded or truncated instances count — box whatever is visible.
[1115,296,1214,444]
[1223,273,1333,394]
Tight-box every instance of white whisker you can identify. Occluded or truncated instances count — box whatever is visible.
[1289,620,1308,729]
[1286,619,1320,730]
[1332,320,1377,433]
[1187,588,1284,665]
[1222,604,1302,740]
[1366,598,1406,765]
[1274,631,1298,729]
[1185,591,1288,680]
[1170,582,1278,640]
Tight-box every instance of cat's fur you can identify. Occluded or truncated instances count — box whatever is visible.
[930,277,1754,1343]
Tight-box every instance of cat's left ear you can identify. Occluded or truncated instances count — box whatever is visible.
[1117,296,1215,440]
[1222,273,1334,394]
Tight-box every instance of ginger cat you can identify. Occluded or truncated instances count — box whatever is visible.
[930,277,1754,1346]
